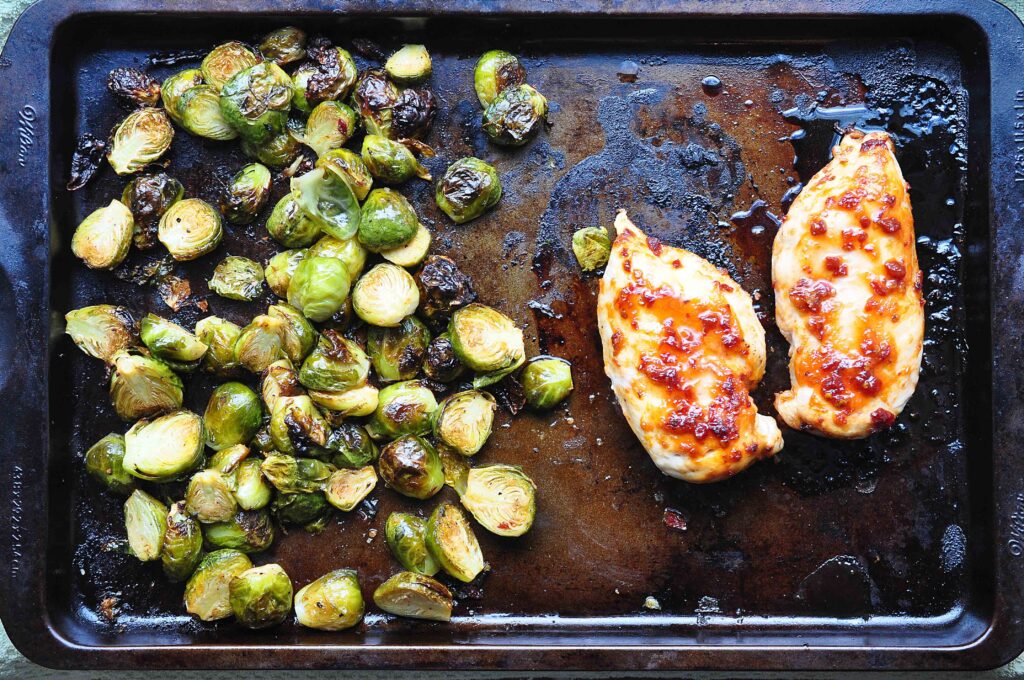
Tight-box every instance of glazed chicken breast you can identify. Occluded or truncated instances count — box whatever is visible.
[773,130,924,438]
[597,211,783,483]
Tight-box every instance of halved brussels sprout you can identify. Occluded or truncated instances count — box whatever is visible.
[433,390,496,457]
[324,423,379,469]
[235,457,273,510]
[209,256,265,301]
[357,189,418,252]
[179,85,238,140]
[483,84,548,147]
[381,223,431,268]
[325,466,377,511]
[316,148,373,201]
[109,349,184,421]
[310,384,379,419]
[140,313,209,371]
[306,234,368,281]
[571,226,612,272]
[124,489,168,562]
[305,101,358,157]
[185,549,253,622]
[241,131,302,168]
[287,256,351,322]
[351,69,399,138]
[202,41,262,92]
[158,198,223,261]
[260,26,307,67]
[271,490,330,529]
[292,167,361,241]
[416,255,477,331]
[425,502,485,583]
[385,45,432,85]
[107,107,174,175]
[361,135,431,185]
[186,469,238,523]
[205,509,275,553]
[195,316,242,375]
[435,157,502,224]
[294,569,364,631]
[162,501,204,583]
[121,172,184,249]
[161,68,204,125]
[449,303,524,374]
[222,163,273,225]
[367,380,438,440]
[268,302,317,364]
[299,330,369,392]
[65,305,136,363]
[368,316,430,383]
[219,62,292,143]
[84,433,135,495]
[423,333,465,383]
[123,410,204,482]
[374,572,452,622]
[269,394,329,456]
[266,193,322,248]
[460,464,536,537]
[521,356,573,409]
[233,314,286,373]
[204,382,263,451]
[261,357,304,413]
[385,513,440,576]
[230,563,293,629]
[352,263,420,328]
[391,88,437,140]
[264,248,307,298]
[71,199,133,270]
[291,40,359,113]
[261,452,333,493]
[378,435,444,500]
[474,50,526,107]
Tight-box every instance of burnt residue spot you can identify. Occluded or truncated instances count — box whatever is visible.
[940,524,966,573]
[795,555,876,617]
[67,133,107,191]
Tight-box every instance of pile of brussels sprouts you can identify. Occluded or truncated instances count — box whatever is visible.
[64,29,571,630]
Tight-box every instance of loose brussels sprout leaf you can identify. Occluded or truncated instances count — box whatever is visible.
[268,303,317,364]
[292,40,359,113]
[250,425,274,452]
[521,356,574,409]
[185,549,253,621]
[352,263,420,328]
[179,85,238,140]
[195,316,242,375]
[121,171,184,249]
[261,357,304,413]
[264,248,307,298]
[124,489,168,562]
[219,62,292,144]
[186,469,238,523]
[433,390,496,457]
[294,569,364,631]
[385,44,432,85]
[425,502,485,583]
[367,380,438,440]
[381,222,431,268]
[310,384,379,419]
[448,303,525,373]
[84,433,135,495]
[324,423,379,469]
[299,330,369,392]
[391,88,438,140]
[385,513,440,576]
[235,457,273,510]
[162,501,204,582]
[108,66,161,107]
[71,199,133,270]
[435,157,502,224]
[229,563,293,629]
[474,50,526,107]
[123,410,204,482]
[423,333,466,383]
[287,255,351,322]
[233,314,286,373]
[260,26,307,67]
[272,491,331,532]
[460,464,537,537]
[205,509,275,553]
[471,354,525,389]
[261,452,333,494]
[325,466,377,511]
[208,444,250,482]
[305,101,358,158]
[65,304,136,363]
[109,349,184,421]
[292,167,361,241]
[361,135,431,185]
[266,192,322,248]
[368,316,430,383]
[482,84,549,147]
[241,131,302,168]
[209,256,265,301]
[357,188,419,252]
[222,163,273,225]
[107,107,174,175]
[269,394,329,456]
[289,65,316,114]
[204,382,263,451]
[378,435,444,500]
[571,226,612,272]
[316,148,373,201]
[140,313,209,370]
[374,571,453,622]
[306,234,368,281]
[202,41,262,92]
[438,443,470,492]
[161,68,205,125]
[416,255,477,331]
[351,69,399,138]
[158,198,223,261]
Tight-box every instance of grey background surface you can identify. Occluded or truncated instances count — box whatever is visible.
[2,0,1021,677]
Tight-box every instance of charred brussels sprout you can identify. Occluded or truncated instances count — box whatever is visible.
[385,513,439,576]
[140,313,209,371]
[433,390,496,457]
[65,305,136,363]
[185,549,253,621]
[108,66,161,107]
[195,316,242,375]
[378,435,444,500]
[482,84,548,147]
[269,395,329,456]
[209,256,265,302]
[84,433,135,495]
[374,572,452,622]
[316,148,373,201]
[107,107,174,175]
[299,330,369,392]
[235,457,273,510]
[109,349,184,420]
[361,135,431,184]
[202,41,262,92]
[368,316,430,383]
[435,157,501,224]
[425,502,485,583]
[204,382,263,451]
[121,172,184,249]
[294,569,364,630]
[219,62,292,143]
[264,248,307,297]
[325,466,377,511]
[71,199,133,270]
[310,384,379,419]
[229,564,293,629]
[162,501,204,582]
[367,380,438,440]
[261,452,333,493]
[381,222,431,268]
[305,101,358,158]
[260,26,307,67]
[266,193,322,248]
[287,256,351,322]
[460,464,536,537]
[324,423,379,469]
[571,226,612,271]
[205,509,275,553]
[179,85,238,140]
[306,234,368,281]
[424,333,465,383]
[261,357,304,413]
[521,356,573,409]
[124,489,168,561]
[392,88,438,140]
[291,39,358,113]
[233,314,286,373]
[272,490,330,527]
[241,131,302,168]
[222,163,272,225]
[416,255,477,330]
[161,69,204,125]
[385,45,432,85]
[449,303,525,374]
[158,198,223,261]
[357,189,419,252]
[292,167,361,241]
[268,303,317,364]
[351,69,399,138]
[186,469,237,523]
[474,50,526,107]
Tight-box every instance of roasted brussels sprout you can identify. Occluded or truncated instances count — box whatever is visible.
[316,148,373,201]
[271,490,330,529]
[351,69,399,138]
[571,226,611,271]
[310,384,379,419]
[209,256,265,301]
[460,464,536,537]
[109,349,184,421]
[423,333,465,383]
[267,302,317,364]
[162,501,204,582]
[261,357,304,412]
[521,356,573,409]
[264,248,307,297]
[378,435,444,500]
[185,549,253,621]
[261,452,333,494]
[233,314,286,373]
[240,131,302,168]
[65,305,136,363]
[357,189,418,252]
[299,330,369,392]
[84,433,135,495]
[352,264,420,329]
[161,68,205,125]
[107,107,174,175]
[124,489,168,561]
[474,50,526,107]
[108,66,161,107]
[292,167,361,241]
[179,85,238,140]
[287,256,351,322]
[229,563,293,629]
[203,382,263,451]
[482,84,548,147]
[222,163,272,225]
[449,303,524,376]
[385,513,440,576]
[325,466,377,511]
[306,234,368,280]
[291,39,359,113]
[416,255,477,331]
[391,88,438,140]
[266,192,322,248]
[158,198,223,261]
[186,469,238,523]
[269,394,329,456]
[71,199,133,270]
[435,157,502,224]
[374,571,452,622]
[140,313,209,371]
[205,509,275,553]
[234,457,273,510]
[324,423,379,469]
[425,502,485,583]
[381,222,431,268]
[260,26,307,67]
[367,380,438,440]
[385,45,432,85]
[361,135,431,184]
[367,316,430,383]
[121,171,184,249]
[219,62,292,143]
[122,410,204,482]
[294,569,364,631]
[202,41,262,92]
[305,101,358,158]
[438,443,470,491]
[195,316,243,375]
[208,443,250,481]
[433,390,496,457]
